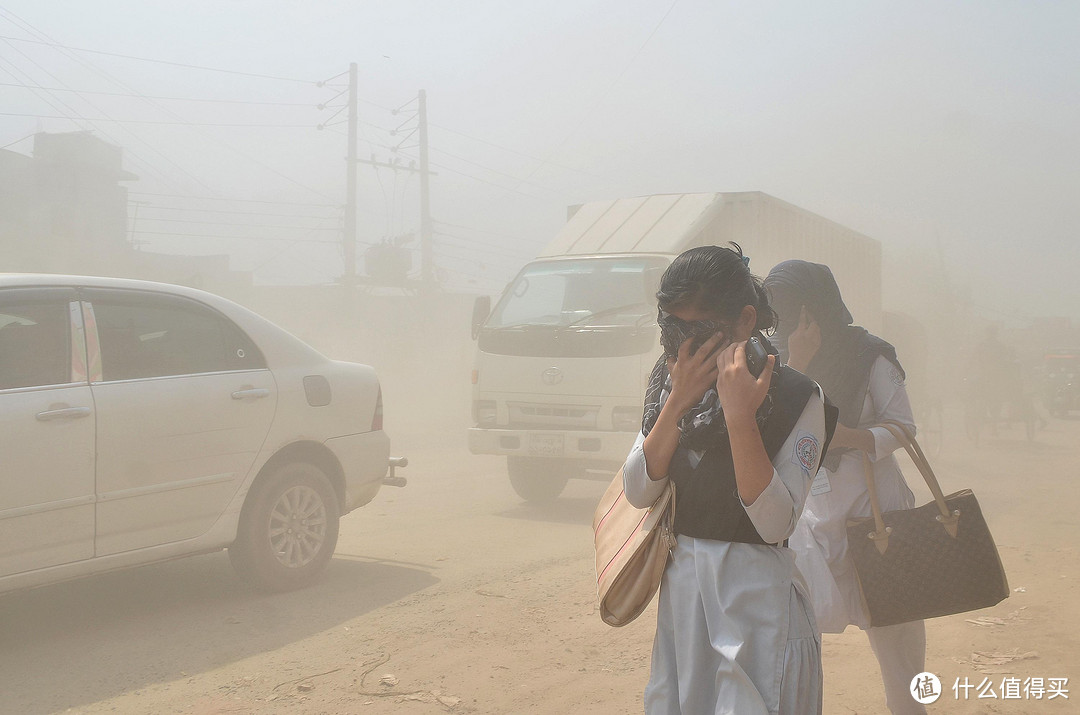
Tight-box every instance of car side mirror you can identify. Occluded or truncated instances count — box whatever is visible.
[471,295,491,340]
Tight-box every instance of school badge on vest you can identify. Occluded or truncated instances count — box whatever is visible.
[794,432,820,473]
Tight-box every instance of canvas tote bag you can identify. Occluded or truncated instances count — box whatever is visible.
[847,421,1010,627]
[593,468,675,627]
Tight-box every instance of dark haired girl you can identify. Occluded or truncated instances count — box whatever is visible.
[764,260,925,715]
[622,245,835,714]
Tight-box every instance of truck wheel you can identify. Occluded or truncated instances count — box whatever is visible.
[507,456,568,502]
[229,462,340,591]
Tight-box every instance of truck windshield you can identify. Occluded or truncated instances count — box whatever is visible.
[487,257,667,329]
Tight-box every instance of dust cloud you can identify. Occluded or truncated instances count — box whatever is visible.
[0,2,1077,714]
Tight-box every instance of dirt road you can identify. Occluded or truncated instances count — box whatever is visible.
[1,369,1077,714]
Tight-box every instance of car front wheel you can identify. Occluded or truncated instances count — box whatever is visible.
[229,462,340,591]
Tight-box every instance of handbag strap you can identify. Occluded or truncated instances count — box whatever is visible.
[658,482,677,550]
[860,452,892,554]
[863,421,960,542]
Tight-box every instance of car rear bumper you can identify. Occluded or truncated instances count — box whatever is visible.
[325,430,391,513]
[467,427,635,464]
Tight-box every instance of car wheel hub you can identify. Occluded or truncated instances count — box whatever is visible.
[268,484,327,569]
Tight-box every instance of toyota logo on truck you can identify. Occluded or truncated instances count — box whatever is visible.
[541,367,563,385]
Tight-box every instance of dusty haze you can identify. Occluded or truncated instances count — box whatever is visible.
[0,2,1077,714]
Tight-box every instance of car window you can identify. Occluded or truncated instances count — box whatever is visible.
[0,302,71,390]
[92,296,266,381]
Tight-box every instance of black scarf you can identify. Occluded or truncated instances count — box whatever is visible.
[765,260,903,469]
[641,351,834,544]
[764,260,903,426]
[641,331,779,452]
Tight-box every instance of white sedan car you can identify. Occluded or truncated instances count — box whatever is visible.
[0,275,405,594]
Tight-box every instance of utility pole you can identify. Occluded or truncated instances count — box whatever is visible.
[343,62,358,283]
[418,89,433,290]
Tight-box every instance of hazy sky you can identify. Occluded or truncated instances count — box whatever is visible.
[1,1,1077,323]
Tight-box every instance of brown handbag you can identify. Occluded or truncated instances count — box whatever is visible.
[847,421,1010,627]
[593,468,676,627]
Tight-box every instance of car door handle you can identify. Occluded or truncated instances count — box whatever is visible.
[231,388,271,400]
[36,406,92,421]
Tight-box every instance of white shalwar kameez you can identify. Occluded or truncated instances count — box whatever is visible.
[789,355,927,715]
[623,390,828,715]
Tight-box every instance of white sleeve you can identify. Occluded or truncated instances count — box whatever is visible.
[622,430,670,509]
[865,355,917,462]
[739,389,827,544]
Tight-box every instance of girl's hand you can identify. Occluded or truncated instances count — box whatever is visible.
[787,306,821,372]
[715,340,776,424]
[666,332,726,414]
[830,423,877,454]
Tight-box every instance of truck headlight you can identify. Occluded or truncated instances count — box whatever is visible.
[473,400,497,426]
[612,406,642,432]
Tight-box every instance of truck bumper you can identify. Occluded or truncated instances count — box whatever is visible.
[468,427,636,465]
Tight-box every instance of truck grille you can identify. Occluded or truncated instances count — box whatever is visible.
[507,402,599,430]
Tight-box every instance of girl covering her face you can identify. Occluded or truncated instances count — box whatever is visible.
[764,260,926,715]
[623,245,836,715]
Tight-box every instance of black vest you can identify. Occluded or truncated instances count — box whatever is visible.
[668,366,833,544]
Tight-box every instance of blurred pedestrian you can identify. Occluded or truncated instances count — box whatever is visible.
[765,260,926,715]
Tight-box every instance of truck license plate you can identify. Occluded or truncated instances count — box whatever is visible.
[528,433,564,457]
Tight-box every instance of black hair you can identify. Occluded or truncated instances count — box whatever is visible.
[656,243,777,332]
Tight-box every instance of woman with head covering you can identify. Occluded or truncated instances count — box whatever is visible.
[622,245,836,714]
[764,260,926,715]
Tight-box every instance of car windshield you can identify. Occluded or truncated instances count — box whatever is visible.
[485,257,667,329]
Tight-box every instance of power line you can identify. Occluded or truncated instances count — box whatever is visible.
[358,97,618,185]
[136,216,340,231]
[358,129,553,201]
[133,204,340,220]
[130,230,341,244]
[0,111,316,127]
[434,242,527,265]
[0,48,198,191]
[429,263,509,288]
[426,159,547,201]
[129,192,339,208]
[0,33,224,191]
[433,231,534,262]
[0,9,338,202]
[0,63,87,133]
[431,145,564,196]
[0,81,321,106]
[0,33,317,84]
[0,131,34,149]
[429,122,618,186]
[433,218,527,241]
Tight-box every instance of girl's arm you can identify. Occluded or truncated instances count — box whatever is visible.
[740,389,827,543]
[715,341,777,505]
[716,342,828,544]
[640,333,725,480]
[865,355,917,461]
[623,332,725,508]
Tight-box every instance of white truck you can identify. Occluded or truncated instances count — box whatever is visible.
[469,191,882,501]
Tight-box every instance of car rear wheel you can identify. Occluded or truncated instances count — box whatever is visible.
[507,456,569,502]
[229,462,340,591]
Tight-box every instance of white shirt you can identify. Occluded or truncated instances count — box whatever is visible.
[862,355,917,460]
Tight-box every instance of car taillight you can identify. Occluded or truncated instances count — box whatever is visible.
[471,369,479,385]
[372,387,383,431]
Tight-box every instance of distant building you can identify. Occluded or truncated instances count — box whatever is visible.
[0,131,135,274]
[0,131,249,294]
